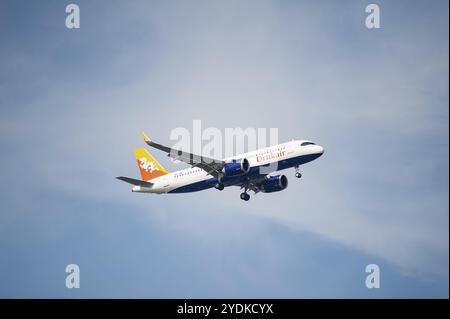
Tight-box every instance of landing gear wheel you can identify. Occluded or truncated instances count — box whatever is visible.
[215,183,224,191]
[295,165,302,178]
[240,192,250,201]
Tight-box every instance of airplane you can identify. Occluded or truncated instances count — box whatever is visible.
[117,132,324,201]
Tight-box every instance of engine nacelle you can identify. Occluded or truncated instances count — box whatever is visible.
[261,175,288,193]
[222,158,250,177]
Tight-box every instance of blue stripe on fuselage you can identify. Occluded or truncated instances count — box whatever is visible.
[168,153,321,193]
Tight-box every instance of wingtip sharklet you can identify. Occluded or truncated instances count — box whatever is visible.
[140,131,151,143]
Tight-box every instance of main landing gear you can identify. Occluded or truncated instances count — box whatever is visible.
[240,181,251,201]
[295,165,302,179]
[240,192,250,201]
[214,182,224,191]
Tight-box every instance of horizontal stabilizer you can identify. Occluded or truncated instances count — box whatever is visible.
[116,176,153,187]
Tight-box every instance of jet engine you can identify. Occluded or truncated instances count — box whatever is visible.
[260,175,288,193]
[222,158,250,177]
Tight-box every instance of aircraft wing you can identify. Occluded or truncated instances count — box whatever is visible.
[140,131,225,179]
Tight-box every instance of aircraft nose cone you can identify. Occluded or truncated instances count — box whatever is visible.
[317,145,324,156]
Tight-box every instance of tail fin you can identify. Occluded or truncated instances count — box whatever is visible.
[134,148,169,181]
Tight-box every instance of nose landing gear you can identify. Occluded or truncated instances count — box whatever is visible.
[295,165,302,179]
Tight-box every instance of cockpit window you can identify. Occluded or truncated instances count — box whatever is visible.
[301,142,316,146]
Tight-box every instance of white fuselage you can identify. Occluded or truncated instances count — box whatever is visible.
[132,140,324,194]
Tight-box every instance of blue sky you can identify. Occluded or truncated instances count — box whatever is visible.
[0,0,448,298]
